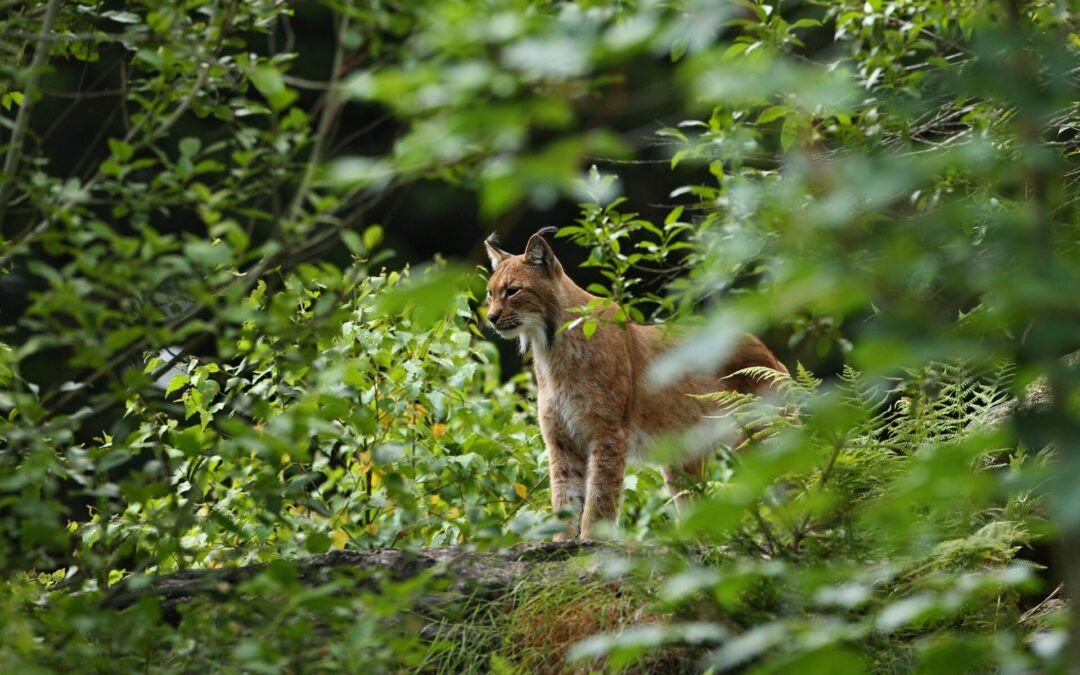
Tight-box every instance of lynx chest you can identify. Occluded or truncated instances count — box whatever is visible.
[533,349,642,460]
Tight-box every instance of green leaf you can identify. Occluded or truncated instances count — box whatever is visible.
[670,36,688,63]
[780,114,799,151]
[147,10,174,34]
[249,66,284,97]
[363,224,384,251]
[100,159,124,177]
[756,105,791,125]
[304,533,332,554]
[102,10,140,23]
[170,426,205,458]
[340,229,364,254]
[665,206,684,226]
[480,174,524,220]
[376,265,471,330]
[108,137,134,162]
[325,157,393,191]
[183,240,233,268]
[248,65,298,111]
[165,373,190,397]
[104,326,143,351]
[179,137,201,157]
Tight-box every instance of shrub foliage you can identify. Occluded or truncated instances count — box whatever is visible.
[2,0,1079,672]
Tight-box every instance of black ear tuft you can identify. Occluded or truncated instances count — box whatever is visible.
[484,233,511,269]
[535,226,559,238]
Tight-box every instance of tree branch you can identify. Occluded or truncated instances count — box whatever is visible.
[105,542,603,616]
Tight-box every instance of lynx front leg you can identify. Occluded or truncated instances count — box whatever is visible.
[580,432,628,541]
[547,440,586,541]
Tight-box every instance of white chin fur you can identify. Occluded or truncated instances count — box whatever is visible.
[500,315,548,355]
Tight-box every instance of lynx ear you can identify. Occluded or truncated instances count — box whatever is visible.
[484,234,511,270]
[524,228,559,275]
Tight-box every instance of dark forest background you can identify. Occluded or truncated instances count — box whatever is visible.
[3,1,1080,672]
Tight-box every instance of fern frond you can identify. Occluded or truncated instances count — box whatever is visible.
[727,365,793,387]
[695,390,758,407]
[793,362,822,391]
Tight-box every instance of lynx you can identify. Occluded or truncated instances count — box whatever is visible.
[484,229,787,540]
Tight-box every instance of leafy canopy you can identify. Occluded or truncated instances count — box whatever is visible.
[1,0,1079,672]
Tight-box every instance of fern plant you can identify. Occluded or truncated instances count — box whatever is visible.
[576,360,1052,672]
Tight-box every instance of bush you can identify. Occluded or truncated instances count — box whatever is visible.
[2,0,1079,672]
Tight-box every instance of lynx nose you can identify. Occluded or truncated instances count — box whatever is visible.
[487,310,502,326]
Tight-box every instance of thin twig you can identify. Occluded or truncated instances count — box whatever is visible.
[1018,583,1063,625]
[751,508,781,556]
[0,0,60,235]
[283,13,350,225]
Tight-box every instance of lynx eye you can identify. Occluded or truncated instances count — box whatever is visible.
[504,287,520,298]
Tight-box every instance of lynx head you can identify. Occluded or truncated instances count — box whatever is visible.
[484,227,564,353]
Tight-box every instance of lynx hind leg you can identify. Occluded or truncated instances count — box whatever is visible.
[662,458,704,516]
[547,441,586,541]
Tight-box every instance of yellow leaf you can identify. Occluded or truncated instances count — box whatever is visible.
[429,493,442,505]
[513,483,528,499]
[404,402,427,425]
[357,451,373,472]
[364,522,379,536]
[432,422,447,439]
[332,530,348,549]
